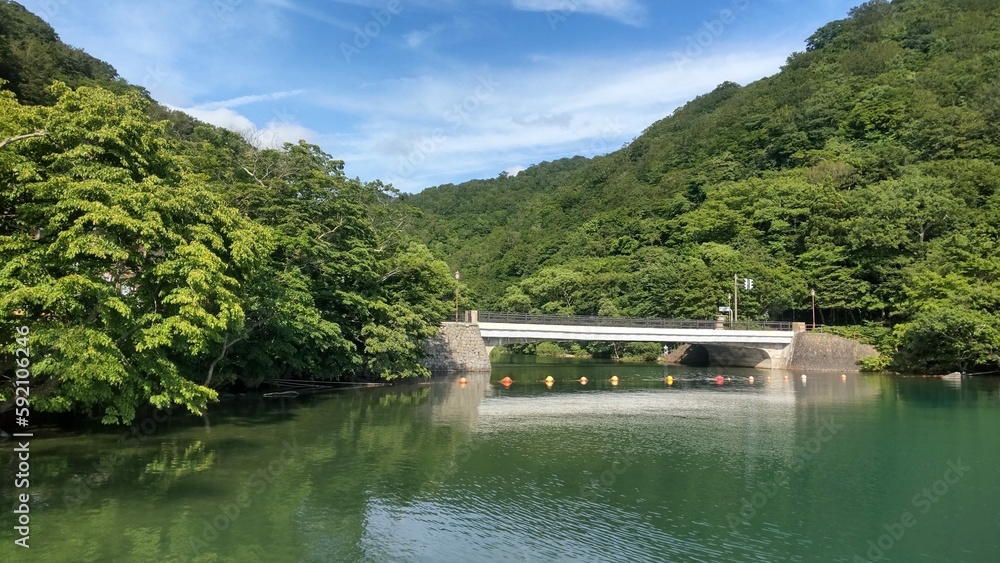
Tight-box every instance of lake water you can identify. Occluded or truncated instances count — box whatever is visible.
[2,356,999,562]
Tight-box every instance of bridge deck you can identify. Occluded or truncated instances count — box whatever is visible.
[479,323,793,345]
[477,311,792,331]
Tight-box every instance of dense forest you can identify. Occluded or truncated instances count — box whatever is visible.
[405,0,1000,374]
[0,0,454,423]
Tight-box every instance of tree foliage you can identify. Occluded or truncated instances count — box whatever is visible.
[0,9,452,423]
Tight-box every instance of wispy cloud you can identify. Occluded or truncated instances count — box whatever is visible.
[256,0,356,31]
[404,22,452,49]
[511,0,647,26]
[192,90,307,111]
[320,43,794,190]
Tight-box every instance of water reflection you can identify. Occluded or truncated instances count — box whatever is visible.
[1,360,998,562]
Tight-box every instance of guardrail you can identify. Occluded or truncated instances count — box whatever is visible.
[477,311,792,331]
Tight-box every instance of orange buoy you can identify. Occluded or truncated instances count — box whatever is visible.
[500,376,513,387]
[579,377,588,385]
[458,377,468,385]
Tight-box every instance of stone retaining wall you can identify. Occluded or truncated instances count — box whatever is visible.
[420,323,492,373]
[786,332,878,372]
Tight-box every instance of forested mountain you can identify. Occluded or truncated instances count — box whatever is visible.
[0,0,453,424]
[405,0,1000,373]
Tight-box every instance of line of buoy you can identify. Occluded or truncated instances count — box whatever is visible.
[489,372,838,389]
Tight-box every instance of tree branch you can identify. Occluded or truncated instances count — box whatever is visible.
[0,130,47,151]
[241,166,267,189]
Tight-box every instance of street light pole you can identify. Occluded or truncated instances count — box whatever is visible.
[810,288,816,329]
[454,271,460,322]
[733,273,739,325]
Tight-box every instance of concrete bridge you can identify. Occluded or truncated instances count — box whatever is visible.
[421,311,806,371]
[473,311,802,369]
[421,311,877,373]
[473,311,798,346]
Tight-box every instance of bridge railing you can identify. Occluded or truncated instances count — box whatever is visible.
[477,311,792,331]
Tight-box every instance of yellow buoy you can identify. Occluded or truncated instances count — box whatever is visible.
[579,377,588,385]
[666,375,674,386]
[545,376,554,384]
[610,375,619,383]
[748,376,755,384]
[545,380,554,389]
[458,377,468,385]
[766,376,772,382]
[841,374,847,381]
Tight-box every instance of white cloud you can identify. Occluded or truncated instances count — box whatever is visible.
[174,106,317,148]
[404,30,433,48]
[192,90,307,111]
[511,0,647,26]
[321,43,794,191]
[504,165,528,176]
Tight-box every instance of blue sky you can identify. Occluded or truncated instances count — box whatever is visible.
[24,0,861,192]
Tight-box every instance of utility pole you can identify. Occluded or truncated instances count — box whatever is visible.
[811,288,816,329]
[727,293,733,325]
[454,271,460,322]
[733,273,739,325]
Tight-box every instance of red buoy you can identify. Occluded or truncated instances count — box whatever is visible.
[715,375,724,385]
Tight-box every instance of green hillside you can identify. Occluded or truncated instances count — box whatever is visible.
[405,0,1000,373]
